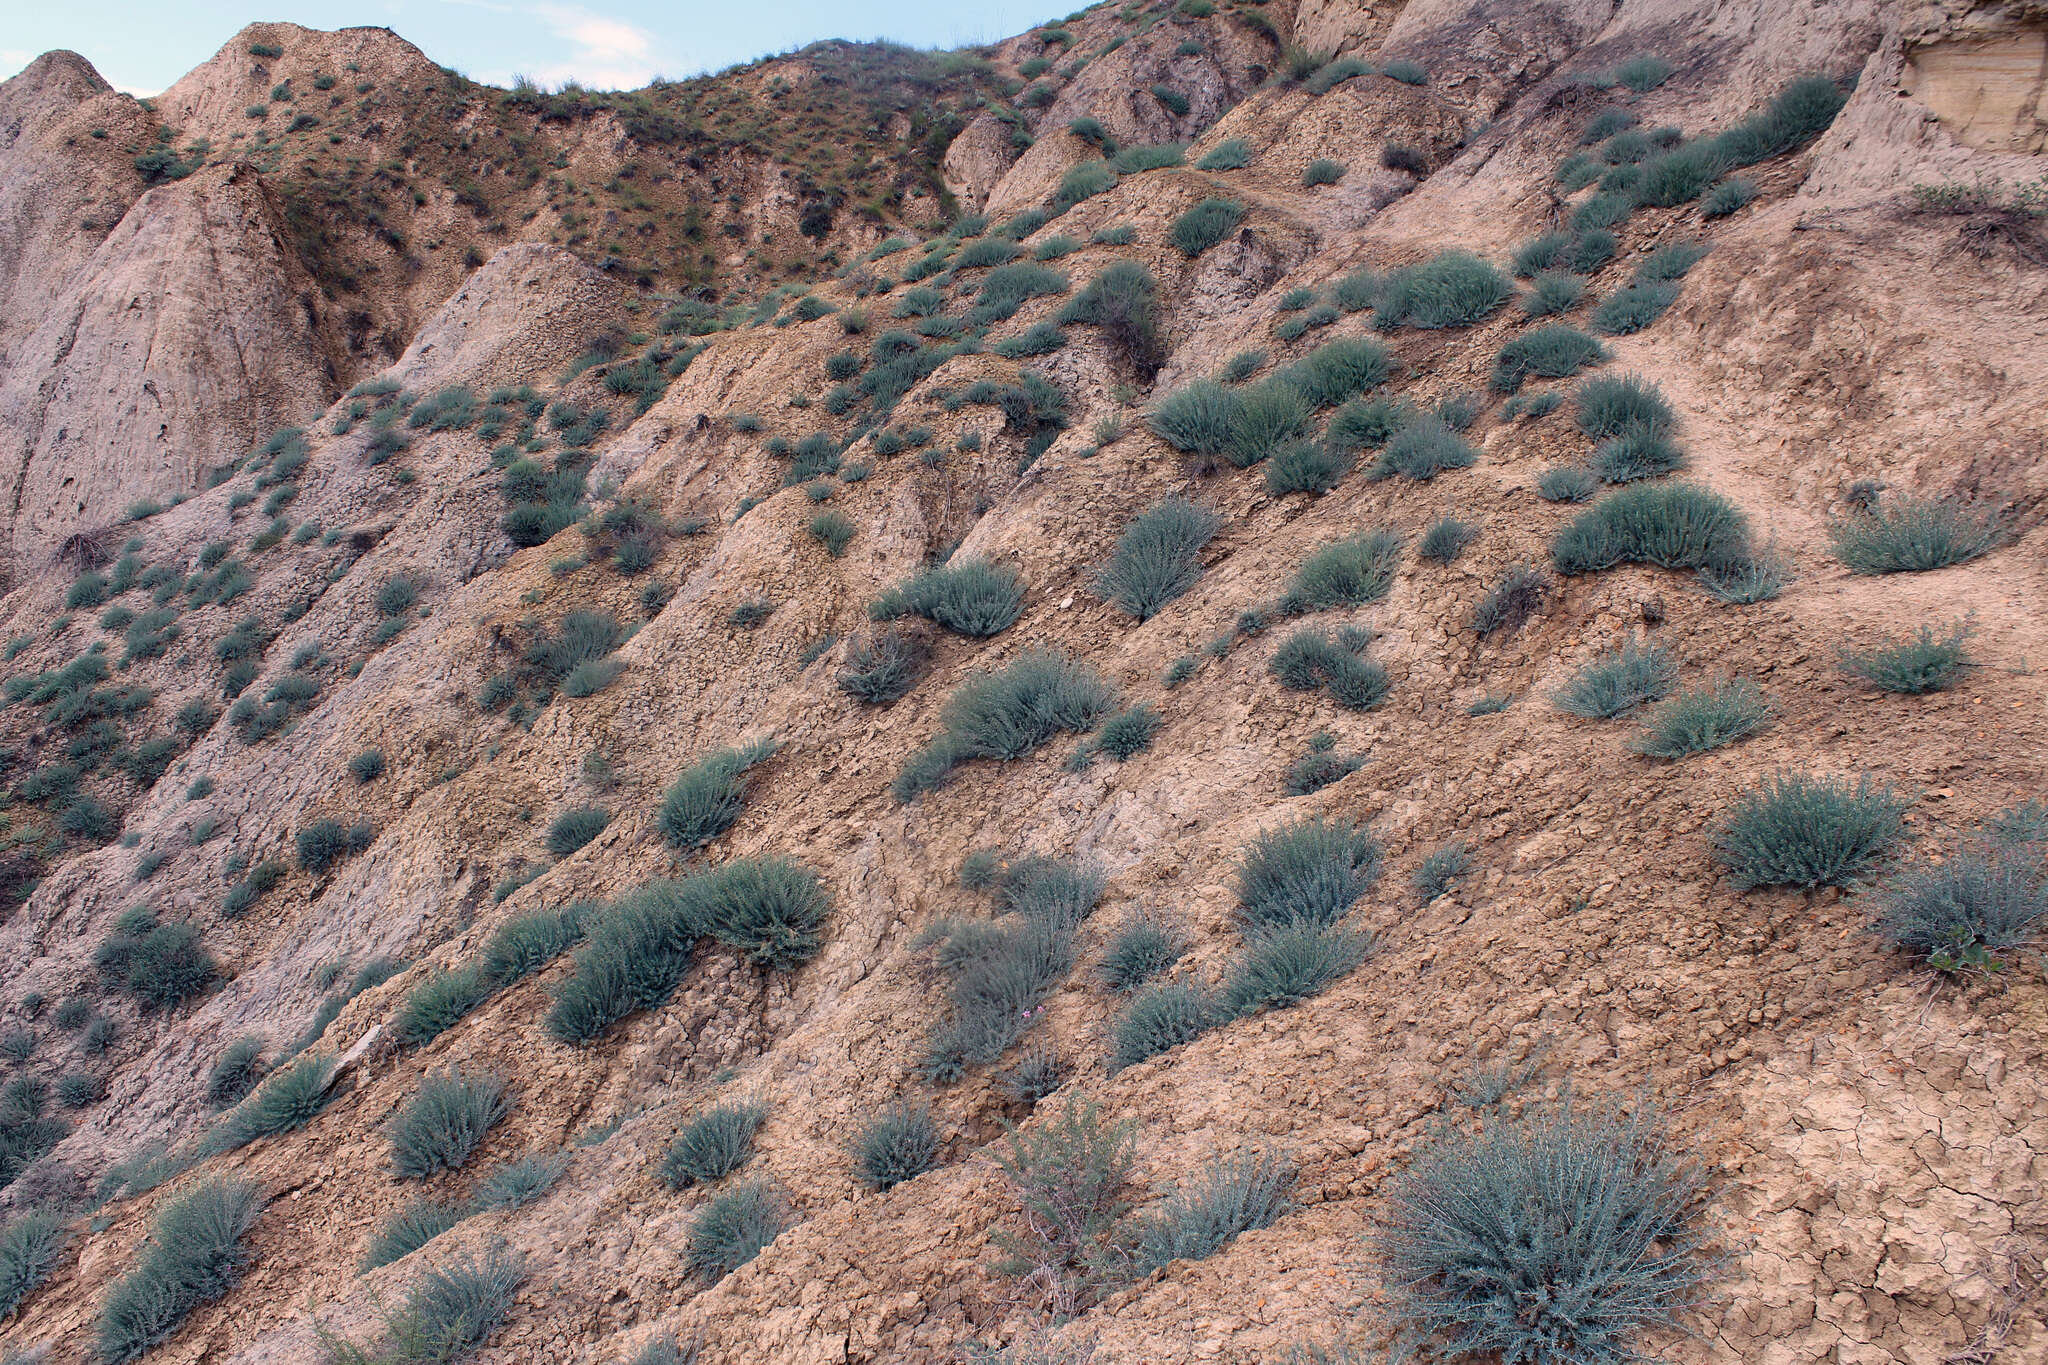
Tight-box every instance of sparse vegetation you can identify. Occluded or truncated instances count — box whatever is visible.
[1171,198,1245,256]
[689,1182,789,1280]
[1376,252,1512,330]
[854,1101,940,1190]
[1632,679,1773,758]
[1827,496,2005,574]
[1554,639,1676,719]
[660,1101,767,1188]
[1096,498,1219,619]
[389,1068,509,1180]
[895,649,1112,800]
[1840,622,1972,693]
[1131,1149,1294,1276]
[872,558,1025,636]
[658,739,778,854]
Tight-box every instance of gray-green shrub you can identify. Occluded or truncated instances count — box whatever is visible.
[658,739,778,853]
[1097,498,1220,619]
[1171,198,1244,256]
[1371,417,1477,481]
[1826,497,2004,575]
[95,1177,262,1362]
[1840,623,1971,693]
[1632,679,1773,758]
[1111,980,1214,1072]
[853,1101,939,1190]
[359,1198,466,1271]
[1376,252,1511,330]
[1491,325,1604,394]
[1131,1149,1293,1275]
[871,558,1026,636]
[1236,817,1381,931]
[1553,639,1676,719]
[389,1068,509,1180]
[394,966,493,1049]
[660,1101,767,1188]
[688,1182,789,1280]
[1717,772,1908,889]
[1551,484,1750,576]
[1286,531,1402,611]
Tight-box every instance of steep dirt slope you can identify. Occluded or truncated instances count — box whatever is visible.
[0,2,2045,1364]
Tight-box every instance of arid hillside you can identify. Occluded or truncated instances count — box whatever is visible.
[0,2,2044,1364]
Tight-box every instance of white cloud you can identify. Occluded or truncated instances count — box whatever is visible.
[439,0,666,90]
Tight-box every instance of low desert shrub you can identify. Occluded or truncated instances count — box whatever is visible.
[1412,842,1475,900]
[660,1101,767,1188]
[544,805,610,857]
[1419,518,1477,564]
[1197,139,1252,171]
[688,1182,789,1280]
[1148,379,1241,457]
[1554,638,1676,719]
[1111,981,1214,1072]
[206,1036,267,1107]
[297,818,372,872]
[854,1101,940,1190]
[1522,272,1586,318]
[1631,679,1773,758]
[1376,252,1511,330]
[871,558,1026,636]
[389,1068,509,1180]
[1551,484,1750,576]
[1371,417,1477,481]
[1539,467,1599,503]
[1098,912,1188,991]
[1702,178,1756,217]
[1491,325,1604,394]
[1471,564,1549,636]
[837,629,926,705]
[1302,158,1345,187]
[1376,1099,1710,1365]
[1236,817,1381,932]
[95,1177,261,1362]
[360,1198,466,1271]
[328,1243,525,1363]
[395,966,493,1049]
[1826,497,2005,574]
[1839,622,1972,693]
[0,1209,65,1316]
[1171,198,1245,256]
[1060,260,1162,374]
[1220,923,1369,1016]
[1716,772,1908,889]
[1131,1149,1293,1275]
[480,906,586,985]
[1285,531,1402,611]
[657,738,778,853]
[1869,840,2048,973]
[1592,281,1680,335]
[1097,498,1220,619]
[474,1150,568,1211]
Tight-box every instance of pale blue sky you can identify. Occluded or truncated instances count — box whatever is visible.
[4,1,1076,95]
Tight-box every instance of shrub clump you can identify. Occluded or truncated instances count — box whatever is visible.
[544,805,611,857]
[1220,922,1370,1016]
[837,629,926,705]
[214,1053,336,1149]
[1376,1099,1711,1365]
[1827,496,2005,575]
[658,739,778,854]
[1097,498,1220,620]
[1371,417,1477,482]
[660,1100,767,1187]
[1553,638,1676,719]
[297,818,373,873]
[394,966,494,1048]
[1268,630,1392,710]
[853,1101,940,1190]
[0,1208,66,1317]
[1170,198,1245,256]
[1131,1149,1294,1275]
[895,650,1112,799]
[1111,980,1215,1072]
[1551,483,1750,577]
[95,1177,262,1362]
[1716,772,1908,889]
[689,1182,790,1281]
[1632,679,1773,758]
[871,558,1026,636]
[389,1068,510,1180]
[1098,912,1188,991]
[1869,835,2048,974]
[1376,251,1512,330]
[1840,622,1972,693]
[1236,817,1382,932]
[1491,325,1605,394]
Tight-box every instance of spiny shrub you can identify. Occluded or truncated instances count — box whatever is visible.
[1577,374,1673,442]
[1869,842,2048,972]
[1840,622,1972,694]
[214,1053,335,1149]
[389,1068,509,1180]
[854,1101,939,1190]
[222,858,287,918]
[1592,280,1680,335]
[976,263,1069,322]
[1376,251,1511,330]
[481,905,586,985]
[923,647,1112,770]
[1634,144,1723,207]
[1826,497,2005,574]
[1099,912,1188,991]
[1266,440,1353,495]
[95,1176,262,1362]
[1053,158,1118,211]
[1590,427,1683,484]
[1566,228,1618,274]
[1132,1149,1294,1275]
[871,558,1025,636]
[1551,483,1750,576]
[1413,841,1475,900]
[525,608,624,688]
[1638,242,1710,281]
[658,738,778,853]
[0,1208,66,1316]
[1523,272,1586,318]
[687,857,833,969]
[689,1182,789,1280]
[1111,981,1214,1072]
[1376,1099,1710,1365]
[298,818,372,872]
[395,966,493,1048]
[350,748,387,783]
[544,805,610,857]
[1060,260,1162,374]
[1716,772,1908,889]
[660,1101,767,1187]
[1414,521,1474,568]
[474,1150,568,1211]
[1278,337,1392,409]
[206,1036,266,1107]
[1285,732,1365,796]
[837,629,925,705]
[1171,198,1245,256]
[1491,325,1604,394]
[97,914,217,1010]
[956,237,1021,269]
[1371,417,1477,481]
[359,1197,467,1271]
[1221,923,1370,1016]
[1554,639,1676,719]
[1302,158,1345,187]
[1236,817,1382,931]
[58,1070,105,1108]
[807,510,856,558]
[1698,552,1784,605]
[1098,498,1220,619]
[1632,679,1772,758]
[1286,531,1402,611]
